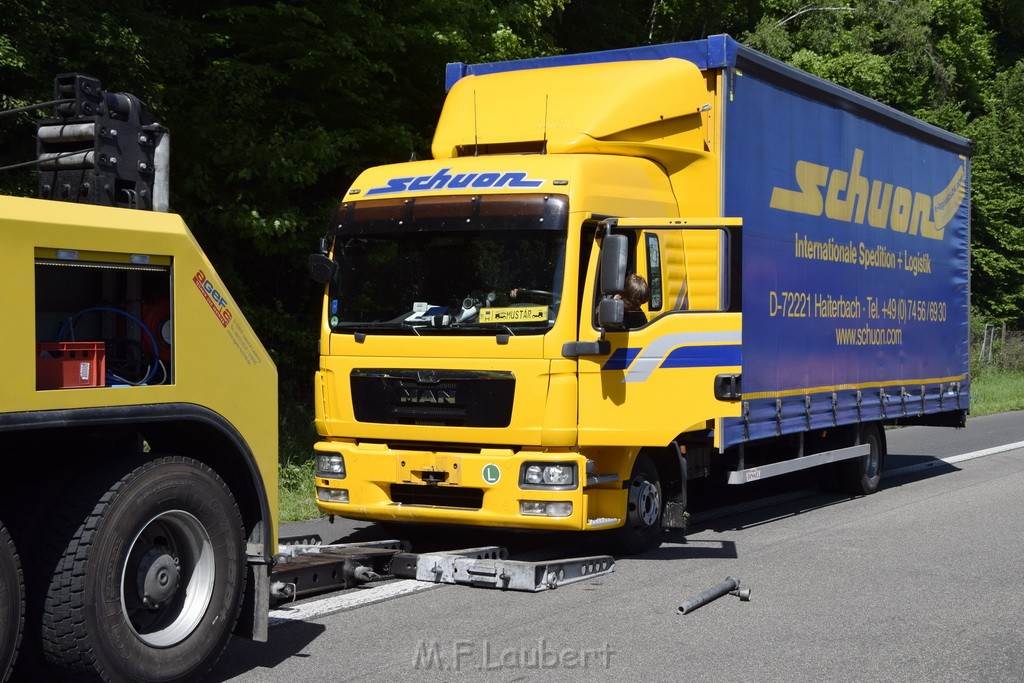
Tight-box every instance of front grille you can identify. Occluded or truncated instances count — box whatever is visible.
[390,484,484,509]
[351,369,515,427]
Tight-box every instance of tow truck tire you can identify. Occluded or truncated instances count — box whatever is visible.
[0,521,23,682]
[838,422,885,495]
[41,456,245,682]
[609,453,664,555]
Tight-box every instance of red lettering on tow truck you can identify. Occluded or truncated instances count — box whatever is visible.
[193,269,233,327]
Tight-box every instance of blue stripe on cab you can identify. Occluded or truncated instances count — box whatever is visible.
[602,347,641,371]
[660,345,741,369]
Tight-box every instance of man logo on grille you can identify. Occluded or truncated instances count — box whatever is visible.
[399,389,455,404]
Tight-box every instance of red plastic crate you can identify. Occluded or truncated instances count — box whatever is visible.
[36,342,106,389]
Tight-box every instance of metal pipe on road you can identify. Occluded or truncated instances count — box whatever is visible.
[678,576,751,614]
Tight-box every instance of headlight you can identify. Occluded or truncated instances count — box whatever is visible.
[316,454,345,477]
[520,501,573,517]
[543,465,572,486]
[520,462,577,489]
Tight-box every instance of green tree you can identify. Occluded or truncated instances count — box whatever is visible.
[552,0,763,52]
[0,0,196,195]
[968,60,1024,324]
[984,0,1024,67]
[647,0,765,43]
[743,0,994,131]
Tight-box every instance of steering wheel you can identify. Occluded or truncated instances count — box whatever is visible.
[512,288,556,301]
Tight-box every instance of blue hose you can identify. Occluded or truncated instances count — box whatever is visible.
[55,306,161,385]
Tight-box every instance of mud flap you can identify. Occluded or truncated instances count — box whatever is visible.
[663,443,688,530]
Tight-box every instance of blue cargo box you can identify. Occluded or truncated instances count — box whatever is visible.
[448,35,971,448]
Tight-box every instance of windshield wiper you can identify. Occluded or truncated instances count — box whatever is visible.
[331,321,404,332]
[331,312,427,333]
[450,321,518,336]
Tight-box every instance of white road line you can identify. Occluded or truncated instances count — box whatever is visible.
[690,438,1024,527]
[884,439,1024,478]
[269,579,442,627]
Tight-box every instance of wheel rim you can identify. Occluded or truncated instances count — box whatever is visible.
[120,510,215,648]
[865,435,881,480]
[633,478,661,528]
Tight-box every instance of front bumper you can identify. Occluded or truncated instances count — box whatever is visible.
[314,440,625,531]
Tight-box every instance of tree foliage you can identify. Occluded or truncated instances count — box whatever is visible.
[969,60,1024,321]
[743,0,994,129]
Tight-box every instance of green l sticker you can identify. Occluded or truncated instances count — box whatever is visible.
[482,464,501,485]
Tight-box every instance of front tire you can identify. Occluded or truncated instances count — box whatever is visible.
[41,456,245,682]
[609,453,664,555]
[0,521,23,682]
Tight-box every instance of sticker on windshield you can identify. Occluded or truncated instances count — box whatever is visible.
[479,306,548,324]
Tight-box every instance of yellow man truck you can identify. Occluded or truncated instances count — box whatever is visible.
[310,35,970,553]
[0,75,278,681]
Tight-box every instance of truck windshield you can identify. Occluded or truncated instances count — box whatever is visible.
[326,193,568,335]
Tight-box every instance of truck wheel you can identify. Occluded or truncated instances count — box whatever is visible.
[839,422,885,495]
[41,456,245,682]
[609,453,664,554]
[0,522,23,682]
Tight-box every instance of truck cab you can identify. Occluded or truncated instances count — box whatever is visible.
[311,56,742,552]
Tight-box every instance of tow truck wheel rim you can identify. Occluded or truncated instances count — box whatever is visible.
[120,509,215,648]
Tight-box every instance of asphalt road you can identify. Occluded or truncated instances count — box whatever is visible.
[214,411,1024,682]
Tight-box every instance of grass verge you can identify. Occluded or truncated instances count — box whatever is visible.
[969,367,1024,416]
[279,456,319,523]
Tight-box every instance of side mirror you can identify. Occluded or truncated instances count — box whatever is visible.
[600,233,627,295]
[598,296,624,328]
[308,253,338,284]
[598,233,628,329]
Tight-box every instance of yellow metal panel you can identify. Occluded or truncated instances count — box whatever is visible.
[318,350,563,448]
[682,230,725,311]
[542,361,578,445]
[577,311,742,447]
[432,59,712,161]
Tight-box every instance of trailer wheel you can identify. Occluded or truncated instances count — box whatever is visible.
[0,521,23,682]
[41,456,245,682]
[609,453,664,555]
[839,422,885,495]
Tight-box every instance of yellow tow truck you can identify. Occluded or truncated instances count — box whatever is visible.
[0,74,277,682]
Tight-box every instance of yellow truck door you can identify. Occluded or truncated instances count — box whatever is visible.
[576,218,743,448]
